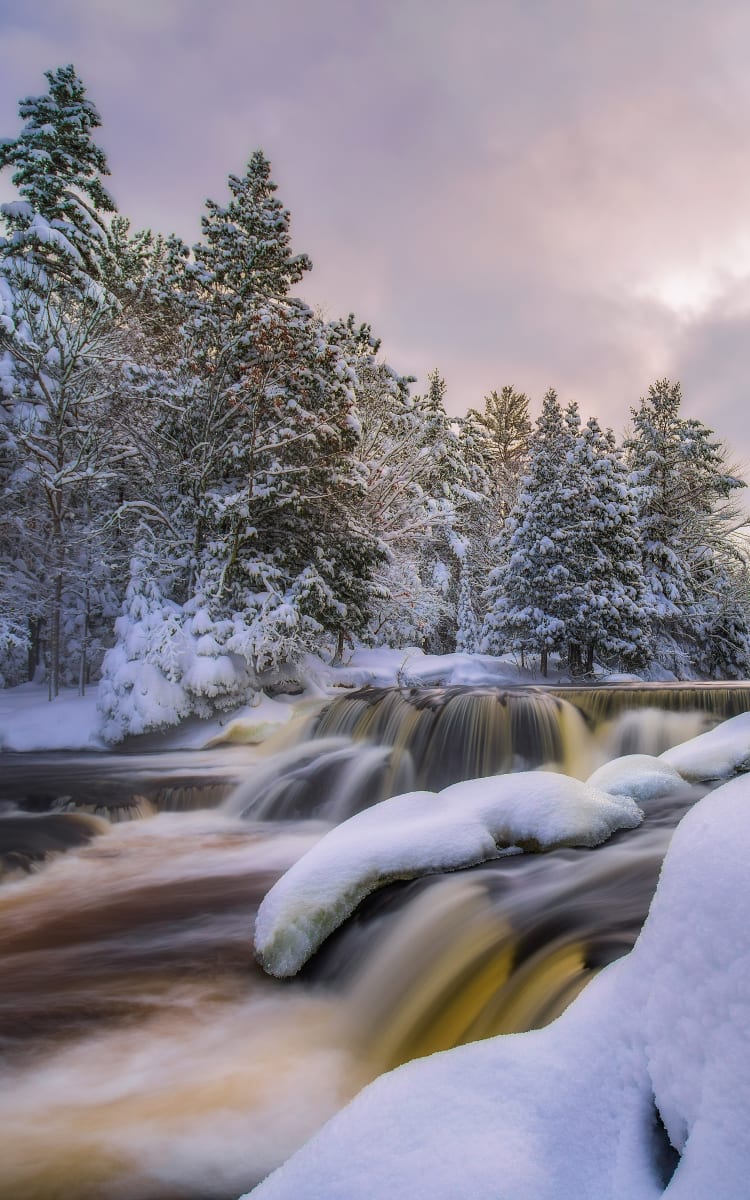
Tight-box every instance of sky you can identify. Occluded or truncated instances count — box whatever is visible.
[1,0,750,468]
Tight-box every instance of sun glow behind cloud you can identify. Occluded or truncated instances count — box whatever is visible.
[634,237,750,320]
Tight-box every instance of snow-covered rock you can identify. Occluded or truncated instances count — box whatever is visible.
[660,711,750,781]
[586,753,686,803]
[244,774,750,1199]
[254,772,642,977]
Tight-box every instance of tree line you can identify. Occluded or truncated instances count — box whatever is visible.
[1,67,747,735]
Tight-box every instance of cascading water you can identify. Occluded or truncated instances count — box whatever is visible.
[0,682,744,1198]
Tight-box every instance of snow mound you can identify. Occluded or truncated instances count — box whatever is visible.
[245,775,750,1200]
[660,711,750,781]
[586,753,686,802]
[254,772,642,977]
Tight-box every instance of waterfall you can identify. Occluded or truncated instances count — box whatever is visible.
[311,683,739,790]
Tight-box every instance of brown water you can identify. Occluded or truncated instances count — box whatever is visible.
[0,685,736,1199]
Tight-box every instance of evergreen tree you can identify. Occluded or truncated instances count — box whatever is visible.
[411,370,470,651]
[456,386,531,635]
[625,379,747,675]
[691,562,750,679]
[464,386,532,518]
[102,156,383,734]
[572,419,651,671]
[455,555,480,653]
[481,391,583,675]
[0,65,135,694]
[0,64,115,281]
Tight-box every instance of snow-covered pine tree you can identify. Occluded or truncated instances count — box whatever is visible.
[624,379,747,675]
[455,554,480,653]
[456,386,531,638]
[465,386,532,518]
[98,542,191,741]
[192,160,381,665]
[0,65,136,694]
[573,419,651,672]
[691,560,750,679]
[0,64,115,282]
[481,390,584,675]
[331,325,461,648]
[410,369,469,651]
[102,153,383,735]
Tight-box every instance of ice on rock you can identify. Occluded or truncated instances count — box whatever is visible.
[660,711,750,781]
[244,775,750,1199]
[586,753,686,802]
[254,772,642,978]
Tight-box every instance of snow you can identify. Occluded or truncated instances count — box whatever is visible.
[0,683,105,752]
[586,753,687,802]
[313,646,541,690]
[254,772,642,977]
[660,711,750,781]
[245,774,750,1199]
[0,683,295,753]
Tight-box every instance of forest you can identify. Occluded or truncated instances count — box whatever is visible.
[1,66,749,739]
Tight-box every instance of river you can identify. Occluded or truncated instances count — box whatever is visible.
[0,684,738,1199]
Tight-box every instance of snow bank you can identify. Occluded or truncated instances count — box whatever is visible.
[254,772,642,977]
[0,683,296,753]
[0,684,105,752]
[245,774,750,1199]
[586,753,686,802]
[315,646,536,690]
[660,710,750,781]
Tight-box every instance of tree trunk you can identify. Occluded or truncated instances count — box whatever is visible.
[585,642,595,674]
[50,565,63,699]
[540,647,548,677]
[78,603,89,697]
[332,628,346,666]
[49,509,65,699]
[27,618,41,682]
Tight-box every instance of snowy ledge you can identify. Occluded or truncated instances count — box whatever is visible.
[254,772,642,978]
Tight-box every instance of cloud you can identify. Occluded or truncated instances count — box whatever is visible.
[1,0,749,464]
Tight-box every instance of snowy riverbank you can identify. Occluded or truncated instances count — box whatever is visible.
[0,647,650,754]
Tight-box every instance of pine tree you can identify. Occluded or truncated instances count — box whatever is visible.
[464,386,532,518]
[0,66,134,695]
[456,386,531,636]
[481,390,583,675]
[98,543,191,741]
[410,370,469,651]
[625,379,747,675]
[101,154,384,733]
[195,150,311,299]
[0,64,115,282]
[455,555,480,653]
[334,345,465,650]
[691,562,750,679]
[573,419,651,671]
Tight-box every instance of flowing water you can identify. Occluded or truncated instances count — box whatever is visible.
[0,684,743,1199]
